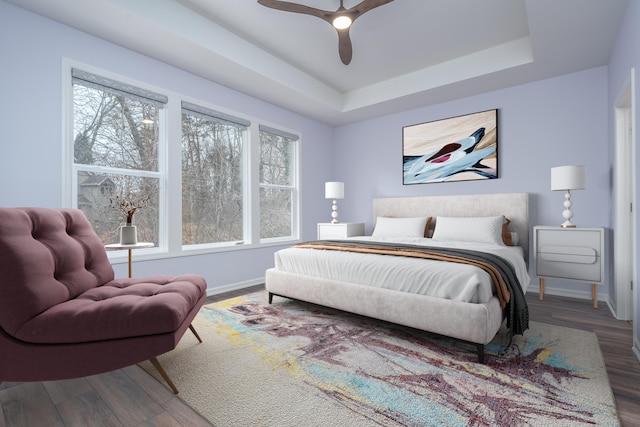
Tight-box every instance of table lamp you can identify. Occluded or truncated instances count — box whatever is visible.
[325,181,344,224]
[551,165,586,228]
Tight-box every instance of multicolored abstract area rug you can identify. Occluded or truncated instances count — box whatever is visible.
[141,292,619,426]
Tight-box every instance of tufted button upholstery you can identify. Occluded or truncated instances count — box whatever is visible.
[0,207,207,391]
[14,274,207,343]
[0,207,207,344]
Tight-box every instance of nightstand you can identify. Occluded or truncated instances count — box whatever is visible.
[317,222,365,239]
[533,226,605,308]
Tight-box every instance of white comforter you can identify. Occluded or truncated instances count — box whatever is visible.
[273,237,530,304]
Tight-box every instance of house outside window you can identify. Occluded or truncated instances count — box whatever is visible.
[72,69,162,244]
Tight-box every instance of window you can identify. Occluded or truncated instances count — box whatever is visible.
[68,66,300,253]
[181,102,248,246]
[72,69,163,244]
[259,125,298,240]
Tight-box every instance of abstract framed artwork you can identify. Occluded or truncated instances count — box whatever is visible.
[402,109,498,184]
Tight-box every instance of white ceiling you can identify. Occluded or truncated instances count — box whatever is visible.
[6,0,629,126]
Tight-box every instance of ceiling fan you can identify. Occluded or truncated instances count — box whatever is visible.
[257,0,395,65]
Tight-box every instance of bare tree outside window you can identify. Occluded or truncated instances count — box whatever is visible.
[181,112,244,245]
[73,81,160,244]
[70,68,300,251]
[260,129,296,239]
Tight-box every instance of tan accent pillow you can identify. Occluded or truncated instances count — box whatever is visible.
[424,216,432,238]
[502,216,513,246]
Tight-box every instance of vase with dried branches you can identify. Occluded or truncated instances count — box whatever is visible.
[109,192,152,245]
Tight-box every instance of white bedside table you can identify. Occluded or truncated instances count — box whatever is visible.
[533,226,605,308]
[317,222,365,239]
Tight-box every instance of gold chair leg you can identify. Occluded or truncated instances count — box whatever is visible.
[149,357,179,394]
[189,324,203,343]
[145,324,201,394]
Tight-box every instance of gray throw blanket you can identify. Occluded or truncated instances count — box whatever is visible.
[296,240,529,337]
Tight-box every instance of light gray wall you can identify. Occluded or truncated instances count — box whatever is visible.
[0,1,334,291]
[333,67,610,298]
[608,0,640,355]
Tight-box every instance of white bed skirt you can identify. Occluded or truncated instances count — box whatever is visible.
[265,268,505,345]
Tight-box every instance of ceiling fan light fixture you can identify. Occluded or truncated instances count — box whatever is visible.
[332,15,352,29]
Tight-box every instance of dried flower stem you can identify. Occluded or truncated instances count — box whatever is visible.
[109,192,151,225]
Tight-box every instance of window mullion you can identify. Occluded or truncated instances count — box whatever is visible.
[165,97,182,253]
[75,164,161,179]
[248,123,261,245]
[292,136,301,240]
[260,183,294,190]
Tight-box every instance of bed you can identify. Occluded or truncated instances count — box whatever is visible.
[265,192,530,362]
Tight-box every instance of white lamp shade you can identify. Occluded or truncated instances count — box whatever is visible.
[325,182,344,199]
[551,165,586,191]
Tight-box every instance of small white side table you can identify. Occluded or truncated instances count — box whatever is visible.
[105,242,154,278]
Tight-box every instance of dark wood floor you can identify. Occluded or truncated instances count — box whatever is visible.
[1,286,638,426]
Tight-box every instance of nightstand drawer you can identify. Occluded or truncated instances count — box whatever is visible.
[535,229,602,255]
[536,252,601,282]
[317,223,364,239]
[538,246,597,264]
[319,225,350,239]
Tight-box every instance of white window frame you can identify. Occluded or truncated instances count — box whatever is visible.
[258,125,301,243]
[180,101,250,249]
[62,59,301,263]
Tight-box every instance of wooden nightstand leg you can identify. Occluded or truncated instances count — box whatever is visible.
[539,278,545,300]
[592,283,598,309]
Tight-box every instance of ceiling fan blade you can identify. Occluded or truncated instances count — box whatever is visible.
[347,0,395,22]
[257,0,330,20]
[336,28,353,65]
[257,0,395,65]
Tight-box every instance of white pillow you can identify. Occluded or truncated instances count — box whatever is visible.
[432,216,505,245]
[372,216,429,238]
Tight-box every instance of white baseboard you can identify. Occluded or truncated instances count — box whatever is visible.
[634,339,640,363]
[206,278,264,297]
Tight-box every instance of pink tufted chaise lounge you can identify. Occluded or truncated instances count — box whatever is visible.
[0,207,207,393]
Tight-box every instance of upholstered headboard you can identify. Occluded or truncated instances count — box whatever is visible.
[373,193,530,262]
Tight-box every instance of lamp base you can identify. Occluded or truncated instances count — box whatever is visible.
[330,199,339,224]
[559,190,576,228]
